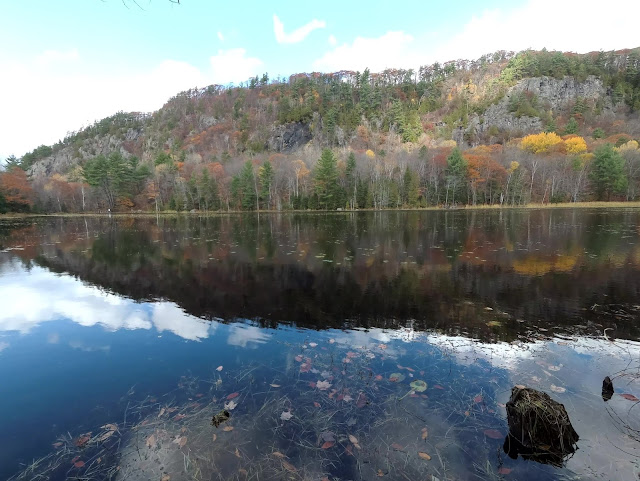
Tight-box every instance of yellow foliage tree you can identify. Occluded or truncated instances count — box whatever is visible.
[616,140,639,152]
[520,132,563,154]
[564,136,587,155]
[365,149,375,158]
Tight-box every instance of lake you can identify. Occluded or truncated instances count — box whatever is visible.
[1,209,640,481]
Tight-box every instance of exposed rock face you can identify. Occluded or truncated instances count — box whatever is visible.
[459,75,610,146]
[267,122,312,152]
[29,129,142,179]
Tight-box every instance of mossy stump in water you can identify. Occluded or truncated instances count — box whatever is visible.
[504,386,579,466]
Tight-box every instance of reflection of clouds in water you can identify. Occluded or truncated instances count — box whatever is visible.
[68,340,110,353]
[0,265,218,342]
[152,302,215,341]
[0,341,9,353]
[227,324,271,348]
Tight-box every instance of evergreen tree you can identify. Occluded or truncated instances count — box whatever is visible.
[314,149,340,210]
[345,152,357,209]
[258,160,275,209]
[564,117,579,135]
[590,144,627,200]
[239,160,257,210]
[445,148,467,206]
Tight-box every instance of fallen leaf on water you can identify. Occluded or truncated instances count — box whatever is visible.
[329,338,335,344]
[282,461,297,472]
[497,467,512,474]
[548,365,561,371]
[320,431,335,442]
[158,408,165,418]
[295,355,303,362]
[316,380,332,390]
[272,451,287,458]
[146,434,156,448]
[222,426,234,432]
[464,411,470,416]
[374,375,383,381]
[235,447,241,458]
[321,441,335,449]
[313,401,321,408]
[101,423,117,431]
[238,468,248,476]
[96,430,115,442]
[73,460,85,468]
[621,393,640,401]
[550,385,566,393]
[348,434,359,444]
[421,427,428,440]
[309,342,318,347]
[434,384,445,390]
[216,366,223,371]
[356,392,368,408]
[161,475,170,481]
[389,373,405,382]
[174,414,186,421]
[378,343,387,350]
[514,384,526,389]
[410,380,428,392]
[224,400,238,411]
[418,452,431,460]
[280,411,293,421]
[179,436,188,447]
[483,429,503,439]
[270,384,281,388]
[52,442,63,448]
[226,392,240,400]
[212,433,217,442]
[474,394,483,403]
[377,469,385,476]
[391,443,404,451]
[74,434,91,447]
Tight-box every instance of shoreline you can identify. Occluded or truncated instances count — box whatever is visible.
[3,201,640,218]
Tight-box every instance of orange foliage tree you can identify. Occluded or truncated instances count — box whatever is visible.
[0,167,34,211]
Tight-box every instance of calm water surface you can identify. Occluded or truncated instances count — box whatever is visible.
[1,210,640,481]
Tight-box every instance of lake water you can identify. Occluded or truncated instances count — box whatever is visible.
[1,210,640,481]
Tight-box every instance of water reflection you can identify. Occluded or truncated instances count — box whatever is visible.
[0,210,639,480]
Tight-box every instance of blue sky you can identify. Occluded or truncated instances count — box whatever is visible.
[1,0,638,159]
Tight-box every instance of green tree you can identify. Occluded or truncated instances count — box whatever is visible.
[314,149,340,209]
[445,148,467,206]
[0,189,6,214]
[590,144,627,200]
[239,160,257,210]
[258,160,275,209]
[198,168,220,211]
[564,117,579,135]
[345,152,357,209]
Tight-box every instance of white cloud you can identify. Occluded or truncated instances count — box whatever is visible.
[35,48,79,66]
[328,35,337,47]
[227,324,271,348]
[217,31,224,41]
[209,48,263,85]
[313,31,419,73]
[273,14,326,45]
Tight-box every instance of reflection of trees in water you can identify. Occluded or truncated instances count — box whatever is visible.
[4,210,640,340]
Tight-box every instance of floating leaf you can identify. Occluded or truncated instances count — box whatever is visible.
[410,380,428,392]
[418,452,431,460]
[486,320,502,327]
[348,434,359,444]
[316,380,332,390]
[391,443,404,451]
[74,433,91,447]
[280,411,293,421]
[216,366,223,371]
[73,460,85,468]
[548,365,561,371]
[473,394,483,403]
[146,434,156,448]
[52,442,63,448]
[497,467,512,474]
[309,342,317,347]
[294,355,303,362]
[434,384,445,390]
[374,375,383,381]
[389,373,405,382]
[620,393,640,401]
[179,436,188,448]
[483,429,503,439]
[421,427,428,440]
[224,400,238,411]
[550,384,566,393]
[272,451,287,458]
[377,469,385,476]
[320,431,335,442]
[313,401,321,408]
[158,408,166,418]
[321,441,334,449]
[212,433,217,442]
[270,384,281,388]
[356,392,368,408]
[222,426,234,432]
[226,392,240,400]
[161,475,170,481]
[234,447,241,458]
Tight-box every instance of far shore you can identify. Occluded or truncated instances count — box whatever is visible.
[3,201,640,219]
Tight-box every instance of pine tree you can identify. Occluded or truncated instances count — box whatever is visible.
[314,149,340,210]
[239,161,257,210]
[258,160,275,209]
[590,144,627,200]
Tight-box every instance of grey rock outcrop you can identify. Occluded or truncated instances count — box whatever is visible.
[267,122,312,152]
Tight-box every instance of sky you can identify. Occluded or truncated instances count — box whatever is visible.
[1,0,639,159]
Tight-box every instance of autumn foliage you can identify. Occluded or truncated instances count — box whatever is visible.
[0,167,34,211]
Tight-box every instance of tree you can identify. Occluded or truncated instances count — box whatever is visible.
[445,148,467,206]
[345,152,357,209]
[258,160,275,209]
[239,160,257,210]
[0,167,34,211]
[590,144,627,200]
[564,136,587,154]
[520,132,563,154]
[564,117,579,135]
[314,149,340,209]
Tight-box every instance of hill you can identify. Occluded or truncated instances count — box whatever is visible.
[2,47,640,213]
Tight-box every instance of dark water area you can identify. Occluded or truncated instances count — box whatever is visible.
[1,209,640,480]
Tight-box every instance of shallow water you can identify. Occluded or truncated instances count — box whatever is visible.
[1,210,640,480]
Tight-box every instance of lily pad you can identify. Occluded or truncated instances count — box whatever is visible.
[410,380,428,392]
[389,373,406,382]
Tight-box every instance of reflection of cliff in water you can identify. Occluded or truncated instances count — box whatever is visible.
[3,210,640,340]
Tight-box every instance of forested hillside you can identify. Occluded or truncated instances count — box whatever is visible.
[2,47,640,213]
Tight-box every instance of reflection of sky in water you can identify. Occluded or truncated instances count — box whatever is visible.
[1,261,640,480]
